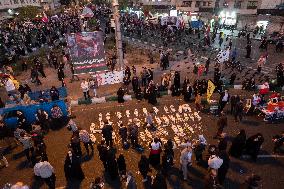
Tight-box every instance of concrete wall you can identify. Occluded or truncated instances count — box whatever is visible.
[259,0,282,9]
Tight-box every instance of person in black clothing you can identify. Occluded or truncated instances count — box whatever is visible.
[132,75,139,93]
[246,44,252,58]
[50,86,59,101]
[102,121,113,147]
[117,87,125,103]
[22,60,28,71]
[52,56,58,69]
[245,133,264,161]
[118,124,128,146]
[162,140,174,175]
[230,95,237,115]
[117,154,127,177]
[70,132,82,157]
[16,111,31,132]
[229,129,246,158]
[125,66,131,80]
[64,150,85,181]
[31,66,42,85]
[234,100,243,122]
[146,81,158,105]
[107,153,118,180]
[218,150,230,185]
[97,140,108,170]
[135,86,143,101]
[35,109,49,132]
[128,122,139,148]
[218,134,228,151]
[152,172,167,189]
[35,60,46,78]
[183,83,192,102]
[147,69,153,83]
[138,155,150,182]
[229,72,236,85]
[57,66,65,82]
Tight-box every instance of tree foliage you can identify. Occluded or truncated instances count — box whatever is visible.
[18,6,40,20]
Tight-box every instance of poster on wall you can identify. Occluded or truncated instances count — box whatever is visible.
[67,32,107,75]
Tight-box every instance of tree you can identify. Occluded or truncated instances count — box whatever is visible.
[18,6,40,20]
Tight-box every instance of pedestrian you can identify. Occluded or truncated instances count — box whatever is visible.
[19,132,34,163]
[180,146,193,181]
[218,133,228,151]
[35,109,49,132]
[203,169,220,189]
[234,99,243,122]
[245,133,264,161]
[193,135,207,164]
[149,138,162,167]
[162,140,174,175]
[219,90,230,112]
[50,86,59,101]
[138,155,150,182]
[229,129,246,158]
[81,79,90,100]
[230,95,237,115]
[102,121,113,148]
[245,43,252,58]
[34,159,56,189]
[97,140,108,170]
[128,122,139,148]
[272,132,284,153]
[70,132,82,157]
[183,83,192,102]
[126,171,137,189]
[118,123,128,147]
[79,128,94,155]
[218,150,230,185]
[117,154,127,177]
[22,60,28,71]
[50,105,64,129]
[194,92,202,111]
[64,150,85,181]
[117,87,125,103]
[215,112,227,138]
[152,172,167,189]
[107,153,118,180]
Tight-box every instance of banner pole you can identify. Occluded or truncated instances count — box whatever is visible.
[112,0,124,70]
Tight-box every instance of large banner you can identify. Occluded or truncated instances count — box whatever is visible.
[92,70,124,86]
[67,32,107,74]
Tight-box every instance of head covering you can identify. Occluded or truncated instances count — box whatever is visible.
[198,135,207,145]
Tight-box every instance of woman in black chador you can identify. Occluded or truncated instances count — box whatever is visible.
[64,150,85,181]
[229,129,246,158]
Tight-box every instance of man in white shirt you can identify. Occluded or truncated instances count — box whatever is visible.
[219,90,230,112]
[180,146,193,180]
[80,78,90,100]
[4,78,16,95]
[34,160,56,189]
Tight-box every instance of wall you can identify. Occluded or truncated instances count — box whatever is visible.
[0,0,41,10]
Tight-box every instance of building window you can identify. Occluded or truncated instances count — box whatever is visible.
[247,1,258,9]
[234,1,241,8]
[195,1,200,7]
[20,0,25,3]
[203,1,207,6]
[14,0,19,4]
[182,1,192,7]
[208,1,212,6]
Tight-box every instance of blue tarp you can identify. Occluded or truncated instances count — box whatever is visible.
[0,100,68,128]
[28,87,68,101]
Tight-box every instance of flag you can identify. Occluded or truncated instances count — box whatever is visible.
[207,80,216,102]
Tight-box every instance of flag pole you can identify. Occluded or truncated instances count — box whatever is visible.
[112,0,124,70]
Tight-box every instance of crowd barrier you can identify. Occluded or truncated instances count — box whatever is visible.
[28,87,68,101]
[0,100,68,128]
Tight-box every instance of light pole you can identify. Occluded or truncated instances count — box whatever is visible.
[112,0,124,70]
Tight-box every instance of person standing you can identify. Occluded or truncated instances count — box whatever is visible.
[34,159,56,189]
[117,87,125,103]
[107,153,119,180]
[119,124,128,146]
[219,90,230,112]
[183,83,192,102]
[234,99,243,122]
[126,171,137,189]
[79,128,94,155]
[229,129,246,158]
[117,154,127,177]
[102,121,113,148]
[138,155,150,182]
[218,150,230,185]
[149,138,162,167]
[19,132,34,163]
[50,86,59,101]
[128,122,139,148]
[64,150,85,181]
[152,172,167,189]
[89,76,99,97]
[180,146,193,181]
[97,140,108,170]
[81,79,90,100]
[245,133,264,161]
[193,135,207,164]
[245,43,252,58]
